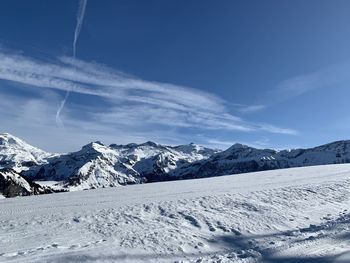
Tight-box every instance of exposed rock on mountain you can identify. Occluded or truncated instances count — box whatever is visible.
[0,169,56,198]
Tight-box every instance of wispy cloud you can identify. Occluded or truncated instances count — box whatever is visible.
[206,139,236,147]
[238,104,266,114]
[0,91,191,152]
[269,62,350,102]
[230,103,266,114]
[0,49,298,151]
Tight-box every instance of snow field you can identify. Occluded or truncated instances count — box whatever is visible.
[1,164,350,262]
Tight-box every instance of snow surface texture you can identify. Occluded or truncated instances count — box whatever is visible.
[1,164,350,262]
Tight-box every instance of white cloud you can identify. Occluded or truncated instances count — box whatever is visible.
[0,49,298,151]
[0,92,192,152]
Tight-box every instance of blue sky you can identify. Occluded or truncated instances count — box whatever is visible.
[1,0,350,152]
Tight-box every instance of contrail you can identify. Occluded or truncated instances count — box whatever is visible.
[73,0,87,58]
[56,0,87,127]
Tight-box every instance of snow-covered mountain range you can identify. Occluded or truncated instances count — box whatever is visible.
[1,132,350,198]
[0,133,217,197]
[171,140,350,179]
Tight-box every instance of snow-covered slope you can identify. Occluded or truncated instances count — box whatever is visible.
[1,164,350,262]
[0,133,52,172]
[173,140,350,179]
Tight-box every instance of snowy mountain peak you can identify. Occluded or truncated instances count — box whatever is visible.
[139,141,159,147]
[171,143,218,156]
[0,132,25,146]
[81,141,108,153]
[227,143,249,151]
[0,133,45,154]
[0,133,51,172]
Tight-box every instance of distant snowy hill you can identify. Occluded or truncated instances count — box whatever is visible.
[1,132,350,198]
[172,140,350,179]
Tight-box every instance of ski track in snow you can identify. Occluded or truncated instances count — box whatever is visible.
[1,164,350,262]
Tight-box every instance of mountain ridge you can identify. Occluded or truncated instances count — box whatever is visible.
[1,132,350,198]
